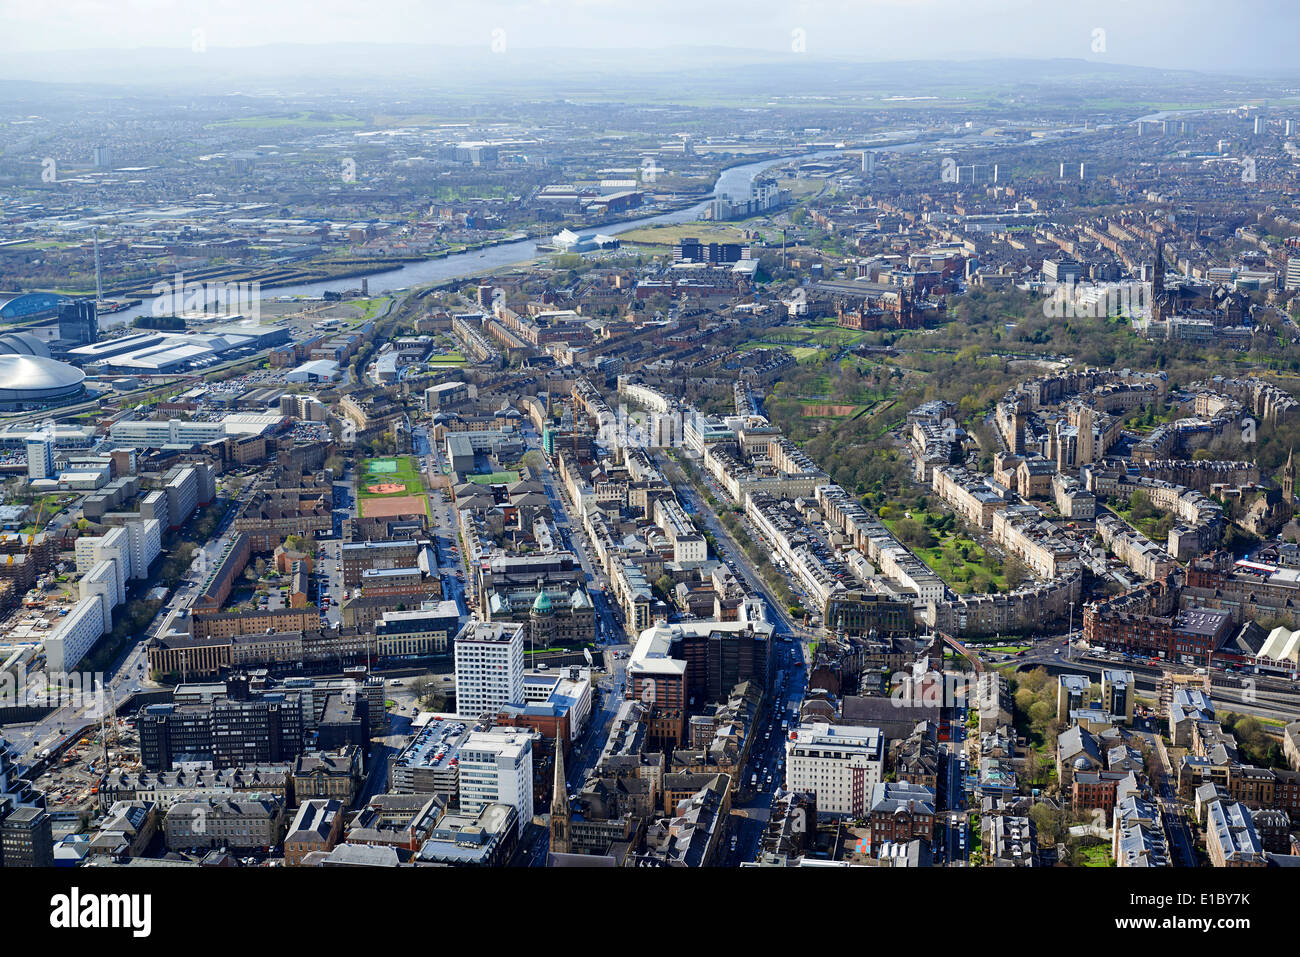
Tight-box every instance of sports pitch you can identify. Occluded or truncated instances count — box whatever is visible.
[357,456,427,515]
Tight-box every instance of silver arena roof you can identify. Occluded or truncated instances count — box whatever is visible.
[0,354,86,402]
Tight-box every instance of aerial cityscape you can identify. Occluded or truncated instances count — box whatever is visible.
[0,0,1297,917]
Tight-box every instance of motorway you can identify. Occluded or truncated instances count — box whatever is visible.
[994,638,1300,725]
[662,447,1000,865]
[936,707,973,865]
[642,450,827,864]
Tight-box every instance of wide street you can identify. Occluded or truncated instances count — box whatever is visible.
[718,638,807,865]
[663,453,805,645]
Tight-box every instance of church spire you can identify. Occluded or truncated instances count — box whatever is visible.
[549,738,571,855]
[1152,237,1165,297]
[1285,448,1296,506]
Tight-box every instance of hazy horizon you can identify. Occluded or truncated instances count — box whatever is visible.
[3,0,1299,77]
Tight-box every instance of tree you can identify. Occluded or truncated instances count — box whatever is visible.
[1129,490,1158,523]
[1028,802,1069,846]
[896,518,936,549]
[1024,750,1055,790]
[410,675,436,706]
[1027,700,1055,727]
[1003,558,1027,589]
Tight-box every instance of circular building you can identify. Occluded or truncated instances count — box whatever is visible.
[0,354,85,407]
[0,331,52,358]
[0,292,65,321]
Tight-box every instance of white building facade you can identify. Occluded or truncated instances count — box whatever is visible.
[784,723,884,817]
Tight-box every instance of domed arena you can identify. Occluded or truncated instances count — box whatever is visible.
[0,331,51,357]
[0,353,86,408]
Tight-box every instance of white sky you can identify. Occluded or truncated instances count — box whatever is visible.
[0,0,1295,74]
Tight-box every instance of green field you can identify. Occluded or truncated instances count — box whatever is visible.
[880,510,1012,594]
[427,351,466,365]
[468,471,521,485]
[739,341,823,362]
[1078,844,1114,867]
[616,222,760,246]
[357,455,424,498]
[744,320,874,350]
[208,111,365,129]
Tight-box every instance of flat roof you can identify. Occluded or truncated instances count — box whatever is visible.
[1175,607,1232,636]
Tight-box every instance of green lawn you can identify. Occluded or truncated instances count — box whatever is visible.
[1079,844,1114,867]
[738,341,823,362]
[1110,502,1172,542]
[3,240,76,250]
[354,297,393,321]
[468,471,521,485]
[16,493,69,532]
[752,322,873,350]
[880,511,1011,594]
[357,455,424,499]
[616,223,757,246]
[806,326,871,348]
[208,111,365,129]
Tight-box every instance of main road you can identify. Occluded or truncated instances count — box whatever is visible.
[663,453,805,644]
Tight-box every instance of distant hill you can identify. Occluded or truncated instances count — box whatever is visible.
[0,46,1281,102]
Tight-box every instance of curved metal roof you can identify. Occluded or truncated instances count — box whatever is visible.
[0,332,51,358]
[0,354,85,392]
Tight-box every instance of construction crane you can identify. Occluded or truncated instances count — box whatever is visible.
[3,505,45,566]
[99,681,119,772]
[27,499,47,556]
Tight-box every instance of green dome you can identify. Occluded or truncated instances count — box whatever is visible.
[532,589,553,614]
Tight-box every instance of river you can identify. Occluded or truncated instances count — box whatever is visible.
[100,148,850,329]
[101,118,1127,331]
